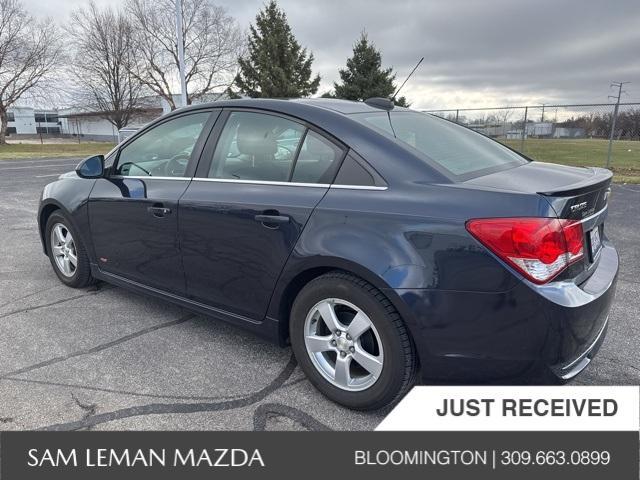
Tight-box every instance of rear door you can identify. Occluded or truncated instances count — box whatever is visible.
[88,110,217,293]
[179,109,346,321]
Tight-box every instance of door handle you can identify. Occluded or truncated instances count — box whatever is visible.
[254,214,290,225]
[147,205,172,217]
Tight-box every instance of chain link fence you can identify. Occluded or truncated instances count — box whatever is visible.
[424,103,640,181]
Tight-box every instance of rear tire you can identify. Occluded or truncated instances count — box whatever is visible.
[45,211,94,288]
[290,271,417,410]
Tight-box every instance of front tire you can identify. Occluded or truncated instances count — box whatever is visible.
[290,271,417,410]
[45,211,94,288]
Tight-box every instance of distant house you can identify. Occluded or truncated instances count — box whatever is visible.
[526,122,554,137]
[552,127,585,138]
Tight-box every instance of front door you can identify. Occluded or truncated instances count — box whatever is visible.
[179,110,346,321]
[88,111,214,293]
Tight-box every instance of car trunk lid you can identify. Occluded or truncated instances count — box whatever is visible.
[465,161,611,219]
[465,161,613,282]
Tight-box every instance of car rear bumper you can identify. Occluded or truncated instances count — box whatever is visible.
[390,241,618,384]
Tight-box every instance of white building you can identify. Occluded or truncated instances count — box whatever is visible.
[58,107,162,142]
[6,107,60,136]
[58,96,169,142]
[553,127,586,139]
[7,93,230,142]
[58,93,228,142]
[526,122,554,137]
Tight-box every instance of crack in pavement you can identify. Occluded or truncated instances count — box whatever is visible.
[0,292,100,320]
[0,313,196,379]
[0,284,61,310]
[1,375,308,402]
[253,403,333,431]
[70,392,98,431]
[2,377,250,402]
[39,354,298,431]
[599,355,640,375]
[71,392,98,417]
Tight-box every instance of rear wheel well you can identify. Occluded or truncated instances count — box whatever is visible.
[278,267,334,343]
[278,267,404,346]
[40,204,60,254]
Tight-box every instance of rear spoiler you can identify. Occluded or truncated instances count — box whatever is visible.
[537,167,613,197]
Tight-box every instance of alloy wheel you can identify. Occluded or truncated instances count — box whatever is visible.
[50,223,77,277]
[303,298,384,391]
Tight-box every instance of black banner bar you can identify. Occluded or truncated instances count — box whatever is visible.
[1,431,638,480]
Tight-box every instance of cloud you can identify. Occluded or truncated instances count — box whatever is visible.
[21,0,640,109]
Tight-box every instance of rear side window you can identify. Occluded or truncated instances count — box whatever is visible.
[208,111,344,184]
[208,112,305,182]
[291,130,343,184]
[334,154,376,186]
[352,111,527,179]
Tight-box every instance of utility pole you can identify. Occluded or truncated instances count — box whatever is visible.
[540,104,545,123]
[520,106,528,152]
[607,81,630,168]
[175,0,187,108]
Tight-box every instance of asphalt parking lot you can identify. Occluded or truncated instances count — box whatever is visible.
[0,157,638,431]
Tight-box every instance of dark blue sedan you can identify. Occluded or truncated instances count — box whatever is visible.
[38,98,618,410]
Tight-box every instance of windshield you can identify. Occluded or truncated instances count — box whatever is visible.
[352,111,528,179]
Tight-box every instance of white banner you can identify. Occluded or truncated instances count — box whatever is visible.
[376,386,640,431]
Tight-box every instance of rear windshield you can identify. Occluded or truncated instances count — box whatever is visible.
[351,111,528,179]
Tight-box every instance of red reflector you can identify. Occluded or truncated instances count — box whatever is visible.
[466,217,584,284]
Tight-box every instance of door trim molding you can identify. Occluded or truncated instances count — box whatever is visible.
[105,175,388,190]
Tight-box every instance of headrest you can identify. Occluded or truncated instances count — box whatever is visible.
[236,118,278,156]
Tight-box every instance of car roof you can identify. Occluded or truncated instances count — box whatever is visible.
[291,98,411,114]
[174,97,410,116]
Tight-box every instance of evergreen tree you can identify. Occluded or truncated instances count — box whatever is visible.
[234,1,320,98]
[333,32,409,106]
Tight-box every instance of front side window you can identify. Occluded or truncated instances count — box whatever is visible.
[352,111,528,179]
[116,112,210,177]
[208,112,305,182]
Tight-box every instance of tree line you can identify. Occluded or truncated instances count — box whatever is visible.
[556,110,640,140]
[448,109,640,140]
[0,0,411,144]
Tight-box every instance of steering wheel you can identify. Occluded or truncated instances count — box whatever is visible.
[118,162,151,176]
[165,154,190,177]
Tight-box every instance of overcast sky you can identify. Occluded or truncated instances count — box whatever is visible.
[22,0,640,109]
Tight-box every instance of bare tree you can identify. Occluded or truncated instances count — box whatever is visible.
[126,0,243,110]
[66,1,146,131]
[0,0,61,143]
[497,109,513,126]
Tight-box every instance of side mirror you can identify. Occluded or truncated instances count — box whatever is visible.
[76,155,104,179]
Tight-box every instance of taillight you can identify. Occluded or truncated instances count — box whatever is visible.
[466,217,584,284]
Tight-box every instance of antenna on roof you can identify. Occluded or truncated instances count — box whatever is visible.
[392,57,424,102]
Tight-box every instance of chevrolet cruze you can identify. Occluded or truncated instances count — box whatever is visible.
[38,98,618,410]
